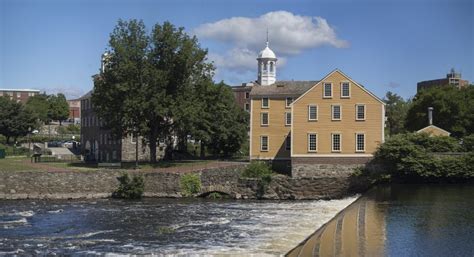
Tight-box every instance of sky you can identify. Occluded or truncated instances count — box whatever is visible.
[0,0,472,100]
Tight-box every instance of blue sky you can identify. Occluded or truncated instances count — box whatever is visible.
[0,0,472,99]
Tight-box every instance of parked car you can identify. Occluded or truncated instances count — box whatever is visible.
[63,140,78,148]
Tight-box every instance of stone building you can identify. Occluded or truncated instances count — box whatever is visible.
[0,88,40,104]
[248,41,385,176]
[417,69,470,92]
[80,53,164,163]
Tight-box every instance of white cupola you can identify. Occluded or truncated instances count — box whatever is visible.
[257,41,277,86]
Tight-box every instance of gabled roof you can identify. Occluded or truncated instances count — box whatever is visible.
[79,90,93,100]
[292,69,386,105]
[250,80,318,97]
[417,125,451,136]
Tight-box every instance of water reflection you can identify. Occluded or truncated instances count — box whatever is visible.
[287,184,474,257]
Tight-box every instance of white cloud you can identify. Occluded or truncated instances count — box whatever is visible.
[195,11,348,77]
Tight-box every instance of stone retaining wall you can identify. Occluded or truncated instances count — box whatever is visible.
[0,164,369,200]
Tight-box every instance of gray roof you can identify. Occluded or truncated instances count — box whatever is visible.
[250,81,319,97]
[79,90,93,100]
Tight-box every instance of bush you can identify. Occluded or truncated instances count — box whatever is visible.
[369,133,473,182]
[113,173,145,199]
[462,134,474,152]
[242,161,273,198]
[180,173,201,197]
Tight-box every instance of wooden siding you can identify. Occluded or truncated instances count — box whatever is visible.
[250,97,291,159]
[292,71,384,156]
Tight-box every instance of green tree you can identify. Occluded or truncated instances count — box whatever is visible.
[205,82,248,157]
[0,96,38,144]
[405,86,473,138]
[93,19,213,163]
[48,93,69,125]
[25,93,50,124]
[384,91,411,136]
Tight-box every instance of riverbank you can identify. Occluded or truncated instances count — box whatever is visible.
[0,164,369,200]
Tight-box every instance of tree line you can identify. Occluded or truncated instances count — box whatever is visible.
[0,93,69,144]
[384,85,473,138]
[92,19,248,163]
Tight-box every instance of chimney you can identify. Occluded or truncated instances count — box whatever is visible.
[428,107,434,125]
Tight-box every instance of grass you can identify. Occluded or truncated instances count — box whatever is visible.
[0,157,42,171]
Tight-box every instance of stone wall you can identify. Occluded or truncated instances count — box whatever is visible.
[0,164,369,200]
[291,157,371,178]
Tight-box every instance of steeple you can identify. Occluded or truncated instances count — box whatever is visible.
[257,32,277,86]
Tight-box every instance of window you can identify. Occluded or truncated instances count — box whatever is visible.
[260,136,269,151]
[262,97,269,108]
[285,112,291,126]
[356,133,365,152]
[323,83,332,98]
[270,62,274,72]
[286,97,293,108]
[261,112,269,126]
[332,134,341,152]
[245,92,250,99]
[286,136,291,150]
[341,82,350,98]
[131,134,137,144]
[332,105,342,120]
[356,104,366,120]
[245,103,250,112]
[308,133,318,152]
[308,105,318,121]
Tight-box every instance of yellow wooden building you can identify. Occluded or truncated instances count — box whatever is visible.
[248,43,385,176]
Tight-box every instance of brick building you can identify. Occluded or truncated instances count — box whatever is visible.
[417,69,470,92]
[80,53,164,163]
[67,99,81,123]
[0,89,40,104]
[231,83,252,112]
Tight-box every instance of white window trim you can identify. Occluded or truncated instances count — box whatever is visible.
[355,104,366,121]
[323,82,333,98]
[331,105,342,121]
[260,135,269,152]
[308,105,318,121]
[260,112,269,126]
[285,136,291,150]
[285,112,291,126]
[261,97,269,109]
[355,133,366,152]
[285,97,293,108]
[331,133,342,152]
[307,133,318,152]
[131,134,137,144]
[340,82,351,98]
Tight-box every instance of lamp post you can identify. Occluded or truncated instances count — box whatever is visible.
[28,127,31,157]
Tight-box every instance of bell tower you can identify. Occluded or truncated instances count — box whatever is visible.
[257,34,277,86]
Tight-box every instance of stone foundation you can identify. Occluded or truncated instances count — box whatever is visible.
[291,157,372,178]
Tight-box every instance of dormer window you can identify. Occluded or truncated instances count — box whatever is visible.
[285,97,293,108]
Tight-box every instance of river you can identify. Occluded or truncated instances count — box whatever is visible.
[288,184,474,257]
[0,197,357,256]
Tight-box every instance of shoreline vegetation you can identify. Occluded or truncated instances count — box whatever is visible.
[356,133,473,184]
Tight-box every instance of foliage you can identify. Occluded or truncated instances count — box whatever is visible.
[461,134,474,152]
[384,91,411,136]
[47,93,70,125]
[207,192,224,199]
[195,81,249,157]
[113,173,145,199]
[92,19,214,163]
[157,226,175,235]
[0,96,38,144]
[180,173,202,197]
[57,124,80,134]
[0,143,29,156]
[405,86,474,138]
[369,133,472,182]
[25,93,50,124]
[242,161,273,198]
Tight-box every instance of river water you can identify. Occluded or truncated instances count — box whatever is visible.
[0,197,357,256]
[288,184,474,257]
